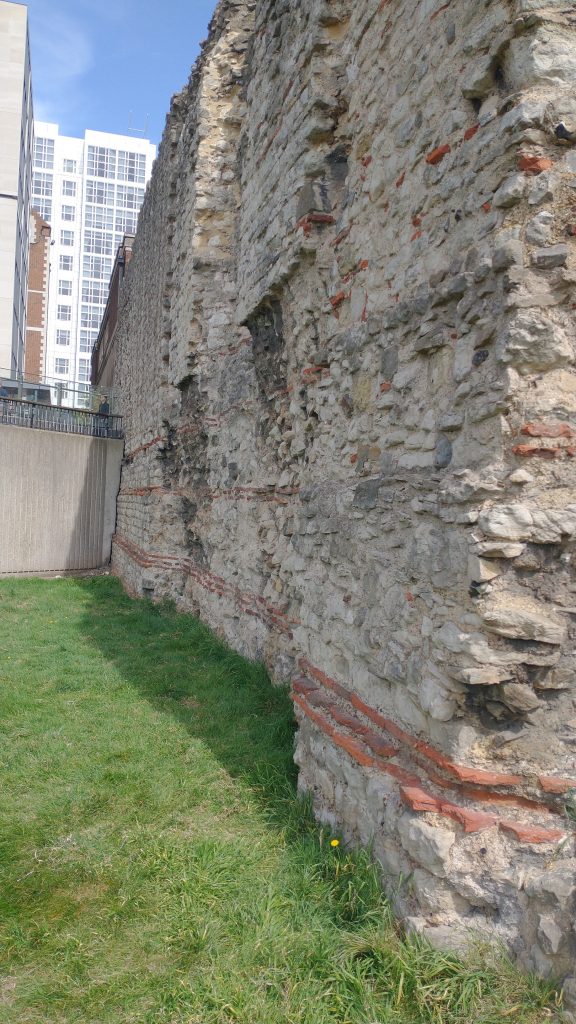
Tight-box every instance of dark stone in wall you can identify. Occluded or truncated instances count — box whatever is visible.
[245,298,286,400]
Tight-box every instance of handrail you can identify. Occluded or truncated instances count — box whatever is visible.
[0,368,120,415]
[0,397,123,439]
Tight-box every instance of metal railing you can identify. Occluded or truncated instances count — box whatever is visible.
[0,368,120,415]
[0,397,123,439]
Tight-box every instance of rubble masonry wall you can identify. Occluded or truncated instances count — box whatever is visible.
[112,0,576,993]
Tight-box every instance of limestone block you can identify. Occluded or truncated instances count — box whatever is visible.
[538,914,566,956]
[528,172,555,206]
[481,595,566,645]
[421,923,486,956]
[526,211,554,246]
[531,244,569,269]
[506,29,576,90]
[478,504,534,541]
[491,682,541,713]
[468,553,501,583]
[420,673,459,722]
[497,312,573,372]
[475,540,526,558]
[524,865,576,904]
[398,815,455,878]
[411,868,471,917]
[493,174,526,208]
[563,977,576,1013]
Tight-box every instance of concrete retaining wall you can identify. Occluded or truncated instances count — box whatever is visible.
[0,424,123,573]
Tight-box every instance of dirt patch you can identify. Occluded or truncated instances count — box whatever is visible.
[0,976,17,1007]
[180,697,200,709]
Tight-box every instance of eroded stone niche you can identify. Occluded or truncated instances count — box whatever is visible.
[112,0,576,998]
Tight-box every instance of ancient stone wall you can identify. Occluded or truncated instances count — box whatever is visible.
[112,0,576,996]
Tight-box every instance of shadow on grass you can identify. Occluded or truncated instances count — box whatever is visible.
[74,575,302,828]
[0,576,561,1023]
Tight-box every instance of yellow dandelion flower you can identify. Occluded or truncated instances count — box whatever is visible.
[330,839,340,848]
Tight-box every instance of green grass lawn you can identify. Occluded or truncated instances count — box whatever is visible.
[0,577,561,1023]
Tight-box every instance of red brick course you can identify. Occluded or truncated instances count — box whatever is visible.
[293,658,567,846]
[539,776,576,795]
[518,155,554,175]
[521,422,573,439]
[426,144,451,165]
[512,445,563,459]
[114,533,296,637]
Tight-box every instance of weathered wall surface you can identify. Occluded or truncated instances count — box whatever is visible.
[112,0,576,995]
[0,424,122,573]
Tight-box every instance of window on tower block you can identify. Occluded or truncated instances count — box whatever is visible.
[79,330,96,352]
[80,305,101,329]
[78,359,91,383]
[87,146,117,179]
[83,230,113,255]
[32,172,52,197]
[34,138,54,170]
[84,205,113,230]
[85,181,115,205]
[117,150,146,183]
[83,255,112,279]
[32,199,52,222]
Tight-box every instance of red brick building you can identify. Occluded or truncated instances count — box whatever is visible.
[24,210,51,379]
[91,235,134,390]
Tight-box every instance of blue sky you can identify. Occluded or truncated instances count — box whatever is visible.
[24,0,217,144]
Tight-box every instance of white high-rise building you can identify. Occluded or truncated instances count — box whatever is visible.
[31,123,155,398]
[0,1,33,375]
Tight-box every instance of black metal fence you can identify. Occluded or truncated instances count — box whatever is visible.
[0,367,120,416]
[0,398,123,439]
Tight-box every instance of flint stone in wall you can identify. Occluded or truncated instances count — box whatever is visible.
[434,437,453,469]
[531,244,569,270]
